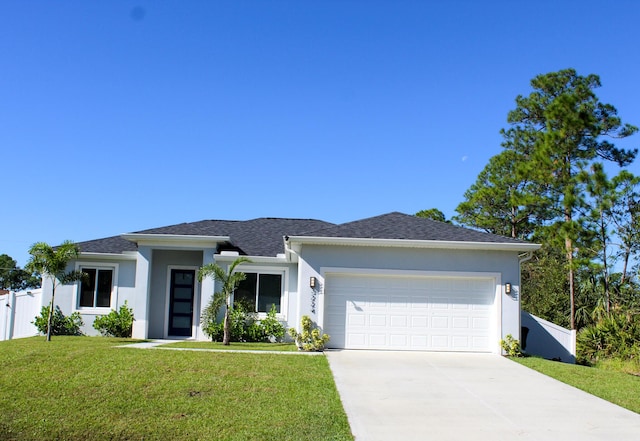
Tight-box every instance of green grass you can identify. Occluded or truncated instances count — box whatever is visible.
[0,337,353,441]
[512,356,640,414]
[165,341,299,351]
[594,358,640,376]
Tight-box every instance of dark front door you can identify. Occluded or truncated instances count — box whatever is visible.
[168,269,195,336]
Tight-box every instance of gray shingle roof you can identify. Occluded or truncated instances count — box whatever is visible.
[298,212,529,244]
[75,235,138,254]
[76,218,334,257]
[75,212,530,257]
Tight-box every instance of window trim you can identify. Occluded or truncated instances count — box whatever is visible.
[231,266,288,319]
[74,262,119,313]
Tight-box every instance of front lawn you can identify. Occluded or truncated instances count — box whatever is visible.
[0,337,353,441]
[512,356,640,414]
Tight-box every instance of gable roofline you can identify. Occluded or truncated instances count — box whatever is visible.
[284,235,540,252]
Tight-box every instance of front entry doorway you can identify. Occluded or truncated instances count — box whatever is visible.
[168,269,195,336]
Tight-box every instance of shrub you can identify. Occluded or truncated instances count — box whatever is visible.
[577,309,640,364]
[92,301,135,337]
[204,321,225,342]
[288,315,330,351]
[261,304,286,342]
[33,305,84,336]
[202,303,286,343]
[500,334,522,357]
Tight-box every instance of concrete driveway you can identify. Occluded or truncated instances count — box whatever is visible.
[326,350,640,441]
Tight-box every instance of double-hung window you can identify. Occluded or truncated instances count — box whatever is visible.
[79,267,114,308]
[234,272,283,313]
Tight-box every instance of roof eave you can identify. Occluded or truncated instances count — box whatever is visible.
[285,235,541,252]
[78,252,138,261]
[213,253,288,264]
[121,233,230,247]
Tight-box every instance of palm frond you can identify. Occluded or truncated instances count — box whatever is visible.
[60,270,88,285]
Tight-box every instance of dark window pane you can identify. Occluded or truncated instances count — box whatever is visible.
[172,316,191,329]
[96,270,112,307]
[174,271,193,286]
[173,287,192,300]
[257,274,282,313]
[173,301,191,314]
[235,273,257,311]
[80,268,96,307]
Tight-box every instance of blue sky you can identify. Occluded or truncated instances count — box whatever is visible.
[2,1,639,266]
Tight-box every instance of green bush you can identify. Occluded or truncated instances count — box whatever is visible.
[260,305,286,342]
[92,301,135,337]
[577,309,640,364]
[288,315,330,351]
[202,303,286,343]
[33,305,84,336]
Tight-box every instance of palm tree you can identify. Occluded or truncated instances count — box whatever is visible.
[26,241,85,341]
[198,256,251,345]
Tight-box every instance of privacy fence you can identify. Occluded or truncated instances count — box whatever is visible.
[521,311,577,363]
[0,288,42,341]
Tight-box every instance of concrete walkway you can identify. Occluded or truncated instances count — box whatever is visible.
[326,350,640,441]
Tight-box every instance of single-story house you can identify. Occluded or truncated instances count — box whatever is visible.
[42,212,540,353]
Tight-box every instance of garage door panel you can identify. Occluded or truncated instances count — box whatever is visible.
[411,335,428,347]
[411,316,428,327]
[452,336,470,349]
[348,314,366,326]
[348,333,367,346]
[325,273,496,352]
[369,334,386,346]
[472,317,489,329]
[390,297,409,308]
[390,315,407,327]
[472,336,489,349]
[452,317,469,329]
[390,335,408,347]
[431,335,449,348]
[431,316,449,328]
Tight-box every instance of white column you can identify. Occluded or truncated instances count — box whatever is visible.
[196,248,216,341]
[132,246,153,339]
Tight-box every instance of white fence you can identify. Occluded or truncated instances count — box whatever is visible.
[521,311,577,363]
[0,289,42,341]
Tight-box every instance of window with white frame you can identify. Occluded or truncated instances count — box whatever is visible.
[234,272,283,313]
[78,267,114,308]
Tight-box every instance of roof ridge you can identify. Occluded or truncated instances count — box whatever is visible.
[246,216,334,222]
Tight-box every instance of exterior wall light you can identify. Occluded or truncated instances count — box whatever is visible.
[505,283,512,294]
[310,277,317,289]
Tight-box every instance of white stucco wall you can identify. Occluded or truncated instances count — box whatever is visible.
[294,244,523,348]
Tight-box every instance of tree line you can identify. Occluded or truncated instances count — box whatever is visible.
[422,68,639,332]
[0,254,40,291]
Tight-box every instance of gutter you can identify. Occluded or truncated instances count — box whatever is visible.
[285,235,541,252]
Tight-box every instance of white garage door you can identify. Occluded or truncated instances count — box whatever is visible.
[324,273,496,352]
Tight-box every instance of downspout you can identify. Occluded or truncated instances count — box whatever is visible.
[518,251,534,299]
[518,251,534,350]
